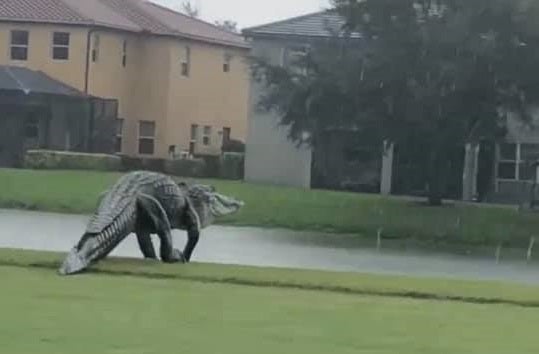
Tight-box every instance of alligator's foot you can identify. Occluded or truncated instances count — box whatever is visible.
[162,248,186,264]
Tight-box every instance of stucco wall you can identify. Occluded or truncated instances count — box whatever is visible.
[244,37,313,188]
[0,22,250,159]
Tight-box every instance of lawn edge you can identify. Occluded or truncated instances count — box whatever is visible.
[1,248,539,309]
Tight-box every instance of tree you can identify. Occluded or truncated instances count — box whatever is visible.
[252,0,539,205]
[181,1,199,18]
[215,20,239,33]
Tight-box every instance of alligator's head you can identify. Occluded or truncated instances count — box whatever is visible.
[183,183,244,228]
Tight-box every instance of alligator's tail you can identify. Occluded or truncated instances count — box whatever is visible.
[58,235,101,276]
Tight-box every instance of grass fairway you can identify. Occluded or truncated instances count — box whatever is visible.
[1,168,539,249]
[1,264,539,354]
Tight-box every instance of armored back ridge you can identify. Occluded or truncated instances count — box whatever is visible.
[58,171,245,275]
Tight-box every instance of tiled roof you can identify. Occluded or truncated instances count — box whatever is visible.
[242,10,362,39]
[0,65,86,96]
[0,0,249,48]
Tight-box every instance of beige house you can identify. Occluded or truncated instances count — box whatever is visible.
[0,0,251,159]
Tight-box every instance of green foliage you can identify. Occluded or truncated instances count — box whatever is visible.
[219,152,245,180]
[254,0,539,204]
[24,150,121,172]
[164,158,207,178]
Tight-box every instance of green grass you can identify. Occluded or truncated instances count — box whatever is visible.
[2,248,539,307]
[1,250,538,353]
[1,168,539,248]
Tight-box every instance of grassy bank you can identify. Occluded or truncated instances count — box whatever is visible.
[1,168,539,248]
[0,249,538,354]
[2,248,539,307]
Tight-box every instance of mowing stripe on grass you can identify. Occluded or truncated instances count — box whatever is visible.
[1,251,538,309]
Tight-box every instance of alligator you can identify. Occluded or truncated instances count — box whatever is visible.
[58,171,244,275]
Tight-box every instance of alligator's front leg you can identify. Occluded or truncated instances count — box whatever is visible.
[137,193,185,264]
[181,202,201,263]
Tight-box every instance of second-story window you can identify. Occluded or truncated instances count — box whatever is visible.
[223,52,232,73]
[181,46,190,77]
[92,34,100,62]
[10,30,29,61]
[122,39,127,67]
[52,32,70,60]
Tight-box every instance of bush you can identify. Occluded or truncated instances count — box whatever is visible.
[222,139,245,153]
[220,152,245,180]
[164,158,207,178]
[119,156,166,173]
[24,150,121,171]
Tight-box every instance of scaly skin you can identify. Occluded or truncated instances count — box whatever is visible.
[58,171,244,276]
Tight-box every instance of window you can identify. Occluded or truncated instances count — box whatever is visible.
[203,125,211,146]
[496,143,539,181]
[285,44,310,75]
[223,52,232,73]
[222,127,231,145]
[91,34,100,62]
[497,143,518,180]
[190,124,199,141]
[122,39,127,67]
[181,46,191,76]
[115,118,123,153]
[10,30,29,61]
[52,32,70,60]
[138,121,155,155]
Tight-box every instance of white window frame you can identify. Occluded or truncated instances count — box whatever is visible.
[181,46,191,77]
[495,142,539,183]
[52,31,70,61]
[203,125,212,146]
[92,34,100,62]
[115,118,123,153]
[496,142,521,182]
[138,120,156,155]
[10,30,29,61]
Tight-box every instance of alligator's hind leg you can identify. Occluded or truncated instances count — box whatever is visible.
[136,231,157,259]
[136,193,185,264]
[134,210,158,259]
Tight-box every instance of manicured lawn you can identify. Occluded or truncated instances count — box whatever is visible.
[0,253,538,354]
[1,168,539,248]
[2,248,539,307]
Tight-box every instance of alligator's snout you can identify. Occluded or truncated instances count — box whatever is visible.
[58,248,89,276]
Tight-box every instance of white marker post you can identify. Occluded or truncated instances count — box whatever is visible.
[527,237,535,262]
[377,228,383,252]
[495,243,502,264]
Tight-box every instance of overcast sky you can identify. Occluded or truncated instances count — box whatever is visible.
[154,0,331,29]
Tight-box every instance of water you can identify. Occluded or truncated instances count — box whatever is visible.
[1,209,538,285]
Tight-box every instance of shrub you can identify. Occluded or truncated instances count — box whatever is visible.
[119,156,166,173]
[220,152,245,180]
[164,158,207,178]
[24,150,121,171]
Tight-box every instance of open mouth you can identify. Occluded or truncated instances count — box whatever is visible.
[210,193,244,216]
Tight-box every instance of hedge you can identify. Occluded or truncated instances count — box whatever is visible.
[24,150,121,172]
[22,149,244,180]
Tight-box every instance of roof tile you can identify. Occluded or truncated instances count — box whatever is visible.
[243,10,362,39]
[0,0,249,48]
[0,0,88,24]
